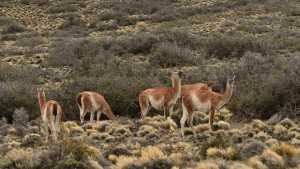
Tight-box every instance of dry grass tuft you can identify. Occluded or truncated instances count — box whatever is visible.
[195,160,220,169]
[137,125,157,137]
[194,123,210,133]
[273,124,289,140]
[109,126,132,137]
[254,131,271,141]
[140,146,166,162]
[93,121,112,132]
[247,156,268,169]
[207,147,238,160]
[115,155,137,169]
[279,118,296,129]
[214,121,231,130]
[260,149,284,169]
[88,158,104,169]
[251,119,268,131]
[229,162,252,169]
[5,148,40,168]
[271,142,300,157]
[22,133,42,147]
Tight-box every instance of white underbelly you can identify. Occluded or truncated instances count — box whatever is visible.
[191,94,211,112]
[90,94,100,112]
[149,95,164,110]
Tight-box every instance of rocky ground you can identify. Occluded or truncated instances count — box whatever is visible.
[0,109,299,169]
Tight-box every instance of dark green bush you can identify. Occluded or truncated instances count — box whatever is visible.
[47,3,77,13]
[2,22,27,34]
[231,52,300,118]
[202,32,272,59]
[20,0,49,5]
[15,36,45,48]
[0,64,43,122]
[150,42,199,67]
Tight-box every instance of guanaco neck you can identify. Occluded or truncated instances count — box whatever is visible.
[171,75,181,99]
[106,108,116,120]
[103,102,116,120]
[221,80,233,103]
[37,91,46,115]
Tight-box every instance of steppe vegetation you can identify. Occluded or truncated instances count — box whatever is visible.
[0,0,299,168]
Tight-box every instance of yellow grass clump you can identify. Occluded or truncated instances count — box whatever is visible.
[206,147,237,160]
[229,162,252,169]
[195,160,220,169]
[115,155,137,169]
[260,149,284,168]
[247,156,268,169]
[5,148,39,168]
[271,142,300,157]
[140,146,166,162]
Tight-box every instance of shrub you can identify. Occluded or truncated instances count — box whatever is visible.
[2,22,27,34]
[20,0,49,5]
[231,52,300,118]
[0,17,14,26]
[4,148,40,169]
[0,64,43,122]
[202,32,272,59]
[54,154,89,169]
[47,37,164,119]
[47,3,77,13]
[15,36,45,48]
[199,133,232,158]
[150,42,199,67]
[239,139,267,160]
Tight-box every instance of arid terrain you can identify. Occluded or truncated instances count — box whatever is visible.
[0,0,300,168]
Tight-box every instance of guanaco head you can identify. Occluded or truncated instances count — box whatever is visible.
[37,88,46,101]
[226,74,235,91]
[37,88,46,113]
[170,71,183,80]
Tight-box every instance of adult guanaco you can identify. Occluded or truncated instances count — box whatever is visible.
[37,88,63,143]
[180,75,235,137]
[76,91,116,124]
[138,71,182,119]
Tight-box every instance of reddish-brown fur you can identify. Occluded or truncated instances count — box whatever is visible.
[76,91,116,123]
[37,88,63,143]
[139,72,182,119]
[180,76,235,137]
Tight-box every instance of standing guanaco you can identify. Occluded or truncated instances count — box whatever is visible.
[37,88,63,143]
[180,75,235,136]
[138,71,182,119]
[76,91,116,124]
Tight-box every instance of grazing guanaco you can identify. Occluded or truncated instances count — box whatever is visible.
[138,71,182,119]
[76,91,116,124]
[37,88,63,143]
[180,75,235,137]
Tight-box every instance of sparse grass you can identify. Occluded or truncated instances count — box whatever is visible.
[15,36,46,48]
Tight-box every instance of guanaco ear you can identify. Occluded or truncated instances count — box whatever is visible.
[177,71,183,78]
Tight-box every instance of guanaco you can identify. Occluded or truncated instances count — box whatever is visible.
[180,75,235,136]
[76,91,116,124]
[37,88,63,143]
[138,71,182,119]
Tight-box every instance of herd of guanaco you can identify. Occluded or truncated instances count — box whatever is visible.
[37,71,235,142]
